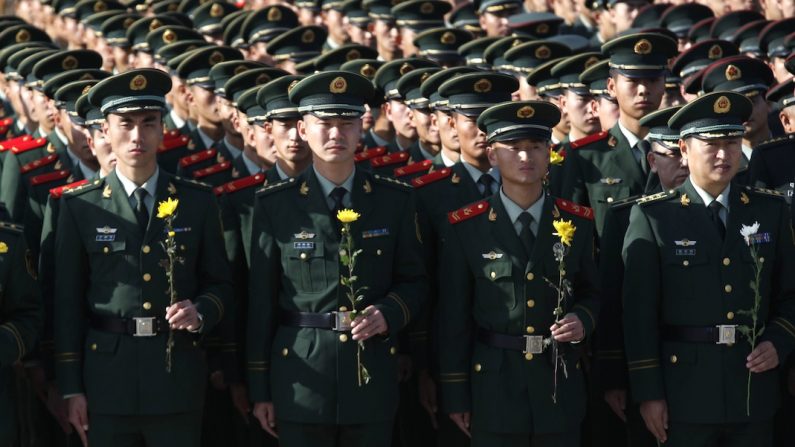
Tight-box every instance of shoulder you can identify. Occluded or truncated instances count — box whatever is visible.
[608,194,644,211]
[743,184,786,202]
[447,199,490,225]
[554,198,594,221]
[20,153,58,174]
[394,159,433,178]
[9,137,48,155]
[194,161,232,179]
[354,146,387,163]
[30,169,72,187]
[62,177,104,199]
[411,166,454,188]
[370,151,410,168]
[372,173,412,192]
[220,172,267,196]
[179,149,217,167]
[171,174,213,192]
[0,220,23,236]
[636,189,679,207]
[754,134,795,153]
[569,130,609,150]
[255,176,298,198]
[158,134,191,153]
[50,179,90,199]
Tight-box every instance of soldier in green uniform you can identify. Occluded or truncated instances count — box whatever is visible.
[54,68,233,447]
[0,219,41,447]
[438,100,599,446]
[246,70,427,447]
[392,67,441,181]
[561,32,678,236]
[622,91,795,446]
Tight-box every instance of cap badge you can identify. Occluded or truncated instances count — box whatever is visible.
[15,29,30,43]
[708,44,723,60]
[713,95,731,114]
[123,17,135,28]
[516,105,535,118]
[420,2,434,14]
[441,31,456,45]
[94,1,107,12]
[346,49,360,61]
[330,76,348,93]
[234,64,248,75]
[62,55,78,70]
[267,6,282,21]
[301,29,315,43]
[209,50,225,65]
[473,78,492,93]
[82,84,92,95]
[585,56,600,69]
[535,45,550,59]
[725,64,741,81]
[287,79,300,93]
[536,23,549,34]
[420,72,430,83]
[79,73,94,81]
[255,73,271,85]
[162,29,177,43]
[633,38,652,55]
[130,74,147,91]
[360,64,375,78]
[149,19,162,31]
[210,3,224,17]
[399,63,414,75]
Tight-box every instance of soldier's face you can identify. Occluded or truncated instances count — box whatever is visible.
[324,9,348,44]
[607,73,665,121]
[188,86,221,125]
[648,142,688,190]
[386,100,417,140]
[609,1,643,34]
[479,11,511,37]
[433,110,459,151]
[745,92,771,137]
[374,20,399,57]
[768,57,790,84]
[298,114,362,165]
[410,108,439,147]
[103,111,164,170]
[452,112,488,162]
[346,23,373,47]
[217,97,239,136]
[267,118,311,163]
[561,90,599,136]
[680,136,742,189]
[594,96,620,131]
[487,138,549,186]
[399,27,418,57]
[87,126,116,176]
[254,123,278,167]
[33,90,55,132]
[779,106,795,133]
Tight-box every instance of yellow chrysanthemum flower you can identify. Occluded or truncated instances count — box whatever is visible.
[157,197,179,219]
[552,219,576,246]
[336,209,361,223]
[549,149,565,165]
[0,242,7,254]
[168,231,176,237]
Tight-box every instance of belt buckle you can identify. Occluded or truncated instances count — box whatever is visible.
[333,311,353,332]
[134,317,157,337]
[524,335,544,354]
[716,325,736,345]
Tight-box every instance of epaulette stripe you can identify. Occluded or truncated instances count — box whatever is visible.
[30,170,70,186]
[628,364,659,371]
[354,146,387,162]
[772,318,795,339]
[224,173,266,194]
[749,186,784,197]
[569,130,608,149]
[755,134,794,151]
[411,167,452,188]
[179,149,217,167]
[20,154,58,174]
[0,135,33,150]
[637,190,676,205]
[555,198,594,220]
[370,151,410,167]
[194,161,232,178]
[0,324,24,360]
[50,179,89,199]
[627,358,659,366]
[447,200,490,224]
[0,118,13,126]
[9,137,48,154]
[394,159,433,177]
[158,135,191,153]
[255,178,295,195]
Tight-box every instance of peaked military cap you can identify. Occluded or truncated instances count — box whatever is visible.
[340,59,385,107]
[420,66,481,110]
[156,39,211,66]
[315,45,379,72]
[175,0,202,14]
[413,28,472,64]
[74,0,124,21]
[396,67,442,110]
[341,0,371,28]
[82,10,124,35]
[502,39,569,74]
[150,0,181,14]
[639,106,681,146]
[127,15,183,52]
[602,32,677,78]
[688,17,714,44]
[55,80,103,123]
[224,67,289,104]
[670,40,738,80]
[54,0,79,16]
[525,57,567,97]
[766,79,795,111]
[473,0,521,15]
[257,75,304,120]
[605,0,650,6]
[458,36,500,67]
[364,0,398,21]
[209,60,266,97]
[787,53,795,76]
[267,26,327,64]
[222,10,250,48]
[101,13,141,48]
[146,25,205,56]
[668,91,751,139]
[288,71,375,117]
[477,100,560,143]
[176,46,243,87]
[483,35,533,70]
[546,34,591,53]
[0,44,57,78]
[630,3,669,29]
[242,5,298,45]
[88,68,172,115]
[729,20,767,57]
[551,53,604,95]
[759,18,795,59]
[374,58,439,100]
[658,3,713,38]
[296,0,321,11]
[392,0,450,29]
[449,2,480,35]
[509,12,564,38]
[438,72,518,116]
[166,46,199,72]
[236,86,265,123]
[76,92,104,126]
[193,1,238,35]
[321,0,345,11]
[159,11,194,28]
[709,10,764,40]
[18,50,59,88]
[701,55,775,95]
[42,69,111,99]
[0,25,52,48]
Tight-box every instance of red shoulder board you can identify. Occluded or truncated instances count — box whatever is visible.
[0,118,14,127]
[213,185,225,196]
[30,169,71,186]
[163,129,181,139]
[194,161,232,179]
[354,146,386,162]
[569,131,608,149]
[0,134,33,151]
[0,126,8,136]
[20,153,58,174]
[158,135,191,153]
[223,172,266,194]
[394,159,433,178]
[411,167,452,188]
[10,137,48,154]
[370,151,409,168]
[49,179,89,199]
[447,200,490,224]
[555,198,594,220]
[179,149,217,167]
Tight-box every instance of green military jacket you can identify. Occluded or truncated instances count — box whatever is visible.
[0,136,52,222]
[622,179,795,423]
[53,171,233,415]
[561,125,650,235]
[0,221,41,444]
[246,168,427,424]
[438,194,599,435]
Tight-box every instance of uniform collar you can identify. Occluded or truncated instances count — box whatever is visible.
[242,151,261,176]
[690,178,731,212]
[170,109,186,129]
[461,159,500,184]
[115,166,159,199]
[313,166,355,198]
[499,187,544,233]
[368,128,390,147]
[617,119,642,148]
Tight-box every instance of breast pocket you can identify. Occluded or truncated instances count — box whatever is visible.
[357,237,394,289]
[475,258,517,310]
[284,242,328,293]
[87,238,132,283]
[590,183,631,205]
[661,242,708,300]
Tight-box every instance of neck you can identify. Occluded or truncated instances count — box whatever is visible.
[692,176,728,199]
[461,151,490,172]
[197,121,224,141]
[276,157,310,178]
[420,139,440,155]
[743,126,770,148]
[244,146,268,170]
[569,126,589,142]
[552,127,566,142]
[395,133,414,151]
[225,133,244,150]
[619,115,648,139]
[503,180,543,210]
[117,163,156,186]
[441,146,460,163]
[314,158,354,185]
[372,121,393,140]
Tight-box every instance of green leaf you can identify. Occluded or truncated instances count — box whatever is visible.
[340,255,350,265]
[355,295,365,302]
[349,276,358,283]
[735,309,753,317]
[736,325,751,337]
[757,326,765,337]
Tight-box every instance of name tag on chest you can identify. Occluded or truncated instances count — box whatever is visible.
[294,241,315,250]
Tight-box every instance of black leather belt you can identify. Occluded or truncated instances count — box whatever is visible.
[280,311,353,331]
[662,325,737,345]
[90,315,168,337]
[477,328,548,354]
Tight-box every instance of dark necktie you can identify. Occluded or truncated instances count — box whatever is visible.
[707,201,725,240]
[478,174,496,198]
[518,212,535,257]
[330,187,347,214]
[636,140,650,176]
[134,188,149,233]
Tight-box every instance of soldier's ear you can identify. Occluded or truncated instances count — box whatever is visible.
[606,76,617,99]
[678,138,688,166]
[296,117,308,141]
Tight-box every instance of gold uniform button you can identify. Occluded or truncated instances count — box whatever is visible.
[339,334,348,342]
[180,245,186,251]
[91,343,97,351]
[143,273,151,282]
[670,355,678,364]
[527,299,535,308]
[490,271,496,279]
[300,252,308,260]
[281,348,289,357]
[143,302,152,310]
[606,197,614,203]
[759,257,764,263]
[103,246,109,254]
[722,257,730,266]
[142,245,151,254]
[524,353,533,361]
[724,285,732,293]
[376,249,382,256]
[474,363,482,372]
[526,272,534,281]
[727,312,734,320]
[526,326,535,334]
[339,306,348,312]
[682,260,689,267]
[389,347,397,355]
